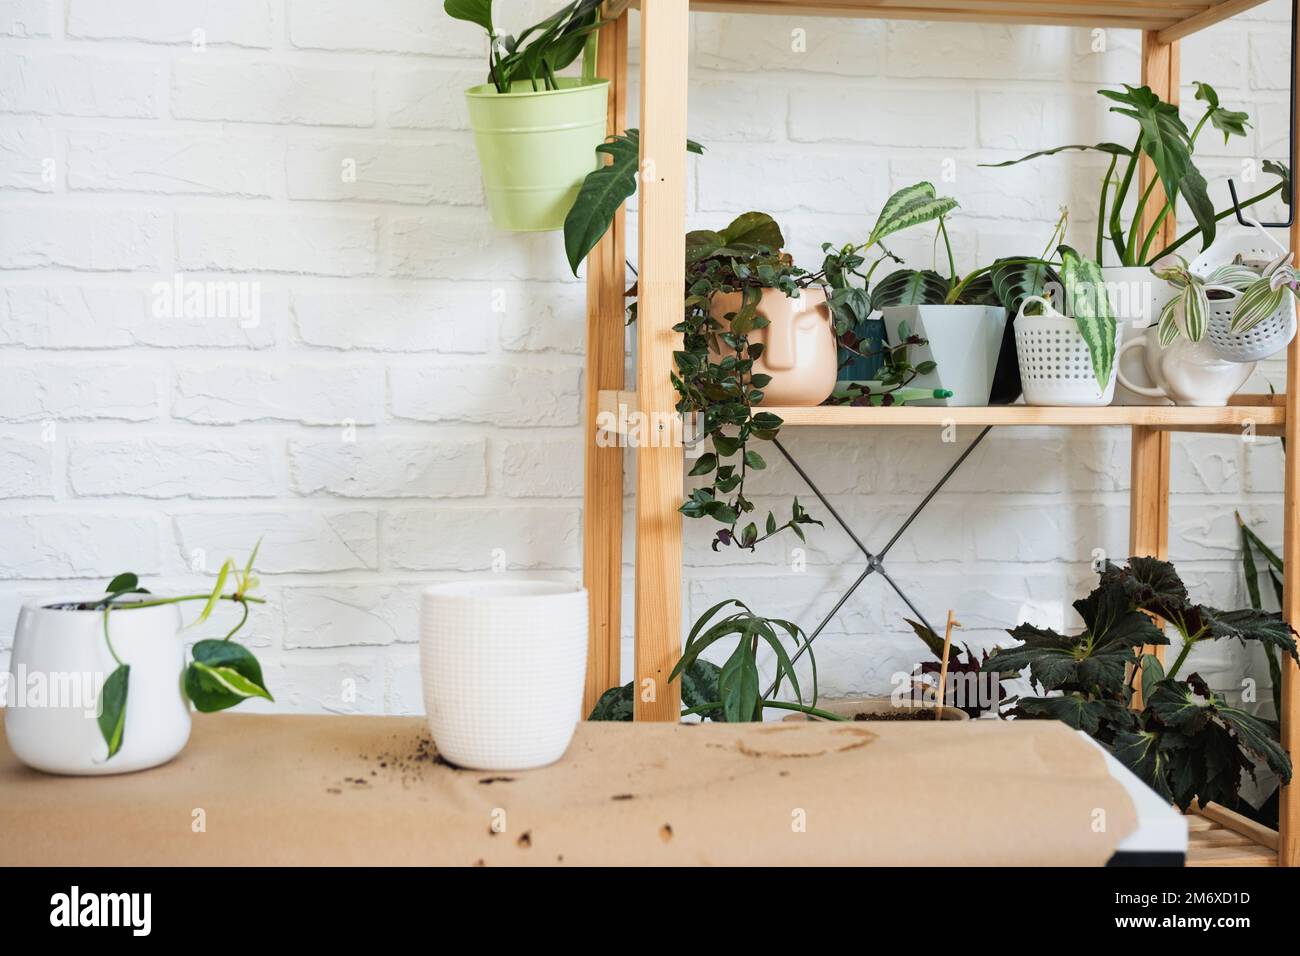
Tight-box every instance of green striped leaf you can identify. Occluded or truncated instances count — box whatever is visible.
[1157,295,1181,346]
[184,639,273,712]
[870,269,950,311]
[1230,278,1286,334]
[1204,264,1258,291]
[1059,245,1117,388]
[1182,282,1208,342]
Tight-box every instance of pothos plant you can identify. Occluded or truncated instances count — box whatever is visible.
[589,600,844,722]
[95,542,272,759]
[445,0,602,94]
[982,557,1299,811]
[984,81,1289,266]
[675,183,957,550]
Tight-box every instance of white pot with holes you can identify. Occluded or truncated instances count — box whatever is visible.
[1014,295,1120,406]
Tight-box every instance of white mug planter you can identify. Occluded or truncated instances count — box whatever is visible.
[5,599,190,775]
[880,304,1007,406]
[420,579,588,771]
[1117,327,1255,406]
[1104,266,1178,405]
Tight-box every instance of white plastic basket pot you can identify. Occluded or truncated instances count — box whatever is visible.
[1190,229,1297,363]
[1014,296,1120,406]
[420,579,588,771]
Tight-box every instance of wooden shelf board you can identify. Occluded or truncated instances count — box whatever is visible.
[629,0,1268,43]
[597,389,1285,434]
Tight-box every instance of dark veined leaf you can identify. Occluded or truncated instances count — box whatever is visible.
[679,659,723,720]
[990,258,1061,315]
[1198,606,1299,663]
[1016,694,1135,735]
[1147,678,1291,783]
[97,663,130,759]
[184,639,273,713]
[1112,729,1177,803]
[587,681,633,720]
[870,269,950,311]
[1100,556,1189,622]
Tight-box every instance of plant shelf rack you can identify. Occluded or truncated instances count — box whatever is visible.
[579,0,1300,867]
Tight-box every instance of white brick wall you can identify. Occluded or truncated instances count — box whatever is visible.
[0,1,1293,716]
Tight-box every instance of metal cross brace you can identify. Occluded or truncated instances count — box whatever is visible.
[762,424,993,696]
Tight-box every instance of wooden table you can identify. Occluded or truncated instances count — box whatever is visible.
[0,713,1146,866]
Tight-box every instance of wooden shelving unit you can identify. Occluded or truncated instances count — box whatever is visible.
[580,0,1300,866]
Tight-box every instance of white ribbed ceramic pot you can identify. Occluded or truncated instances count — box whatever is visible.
[4,598,189,775]
[420,580,588,770]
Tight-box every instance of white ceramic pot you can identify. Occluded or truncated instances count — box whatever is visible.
[1104,266,1178,405]
[880,304,1007,406]
[420,579,588,771]
[4,598,190,775]
[1116,327,1255,406]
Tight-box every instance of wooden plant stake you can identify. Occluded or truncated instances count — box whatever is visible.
[934,611,961,721]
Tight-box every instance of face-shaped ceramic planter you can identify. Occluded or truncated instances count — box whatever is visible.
[709,287,838,407]
[1116,328,1255,406]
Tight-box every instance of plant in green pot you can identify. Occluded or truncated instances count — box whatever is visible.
[447,0,608,232]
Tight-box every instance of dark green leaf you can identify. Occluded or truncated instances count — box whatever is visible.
[184,640,273,713]
[97,664,130,759]
[588,681,633,720]
[106,572,139,593]
[870,269,950,311]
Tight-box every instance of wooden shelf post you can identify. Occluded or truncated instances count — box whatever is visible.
[582,8,631,717]
[633,0,689,720]
[1280,1,1300,870]
[1128,31,1178,705]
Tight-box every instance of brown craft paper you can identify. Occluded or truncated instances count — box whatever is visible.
[0,713,1137,866]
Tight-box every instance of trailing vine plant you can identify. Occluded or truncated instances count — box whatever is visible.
[673,183,957,550]
[93,541,272,759]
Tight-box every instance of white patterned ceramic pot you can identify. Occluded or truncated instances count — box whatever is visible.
[4,598,190,775]
[420,579,588,770]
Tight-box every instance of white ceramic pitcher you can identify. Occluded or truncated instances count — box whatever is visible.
[1116,327,1255,406]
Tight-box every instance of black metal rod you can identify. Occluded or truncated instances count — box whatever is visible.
[876,565,942,641]
[878,425,993,559]
[773,436,875,561]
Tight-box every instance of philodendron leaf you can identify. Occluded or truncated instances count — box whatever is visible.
[1194,81,1251,145]
[191,559,233,628]
[1263,159,1291,207]
[106,572,139,593]
[1058,244,1117,389]
[443,0,494,33]
[98,664,130,759]
[868,182,958,247]
[564,129,704,274]
[184,640,273,712]
[977,142,1132,168]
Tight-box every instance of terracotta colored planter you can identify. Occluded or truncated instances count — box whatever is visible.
[709,287,837,406]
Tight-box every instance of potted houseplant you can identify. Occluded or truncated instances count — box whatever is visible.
[871,210,1117,404]
[670,184,954,551]
[984,81,1288,400]
[589,600,842,722]
[447,0,609,232]
[4,543,271,775]
[982,556,1298,811]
